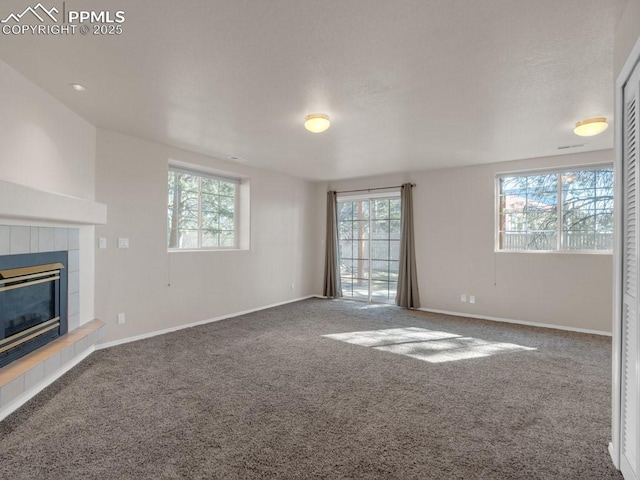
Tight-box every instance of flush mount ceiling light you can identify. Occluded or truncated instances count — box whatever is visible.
[304,113,330,133]
[69,83,86,92]
[574,117,608,137]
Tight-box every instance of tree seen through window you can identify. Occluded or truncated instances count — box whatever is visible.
[168,168,238,249]
[498,167,613,251]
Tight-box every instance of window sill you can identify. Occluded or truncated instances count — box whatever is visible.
[168,248,249,253]
[495,249,613,255]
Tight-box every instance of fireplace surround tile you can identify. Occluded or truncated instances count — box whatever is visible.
[54,228,69,251]
[44,353,61,376]
[24,363,44,391]
[38,227,55,252]
[0,226,9,255]
[0,376,23,407]
[68,228,80,250]
[9,226,30,254]
[30,227,39,252]
[68,314,80,332]
[68,249,79,272]
[68,292,80,317]
[68,271,80,295]
[60,344,74,365]
[74,336,89,356]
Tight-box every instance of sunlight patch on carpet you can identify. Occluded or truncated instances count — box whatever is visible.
[323,327,536,363]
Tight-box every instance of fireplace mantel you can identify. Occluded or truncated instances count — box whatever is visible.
[0,180,107,225]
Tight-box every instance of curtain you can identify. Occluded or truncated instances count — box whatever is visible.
[396,183,420,308]
[323,191,342,298]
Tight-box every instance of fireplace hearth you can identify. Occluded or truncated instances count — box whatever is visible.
[0,251,68,368]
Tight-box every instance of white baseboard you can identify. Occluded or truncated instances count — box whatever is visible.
[0,346,95,422]
[417,307,612,337]
[608,442,618,469]
[316,296,611,336]
[97,295,317,350]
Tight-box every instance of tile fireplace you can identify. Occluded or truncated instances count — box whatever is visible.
[0,251,68,368]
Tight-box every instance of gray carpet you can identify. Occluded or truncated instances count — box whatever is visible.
[0,298,622,479]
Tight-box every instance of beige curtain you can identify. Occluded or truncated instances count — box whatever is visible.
[323,191,342,298]
[396,183,420,308]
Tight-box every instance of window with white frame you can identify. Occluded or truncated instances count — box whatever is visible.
[167,166,239,249]
[496,165,613,252]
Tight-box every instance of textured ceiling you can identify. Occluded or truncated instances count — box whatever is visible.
[0,0,628,180]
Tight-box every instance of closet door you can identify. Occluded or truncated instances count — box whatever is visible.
[621,59,640,480]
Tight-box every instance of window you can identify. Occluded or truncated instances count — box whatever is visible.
[167,166,239,249]
[338,194,401,302]
[497,165,613,252]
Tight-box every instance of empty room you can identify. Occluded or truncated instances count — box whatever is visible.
[0,1,639,479]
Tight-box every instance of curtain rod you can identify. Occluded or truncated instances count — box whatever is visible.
[334,184,416,194]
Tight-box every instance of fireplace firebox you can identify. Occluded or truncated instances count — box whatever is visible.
[0,251,68,368]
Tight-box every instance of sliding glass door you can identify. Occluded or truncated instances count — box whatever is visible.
[337,194,401,303]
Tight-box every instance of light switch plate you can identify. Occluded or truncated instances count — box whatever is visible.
[99,237,107,249]
[118,238,129,248]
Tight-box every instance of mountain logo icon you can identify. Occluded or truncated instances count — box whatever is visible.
[1,3,59,23]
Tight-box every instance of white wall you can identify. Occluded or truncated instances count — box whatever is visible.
[614,0,640,77]
[95,129,318,343]
[0,59,96,325]
[0,61,95,200]
[324,149,614,333]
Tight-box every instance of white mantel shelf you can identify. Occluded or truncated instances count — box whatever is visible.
[0,180,107,225]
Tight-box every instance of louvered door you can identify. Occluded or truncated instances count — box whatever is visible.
[621,59,640,480]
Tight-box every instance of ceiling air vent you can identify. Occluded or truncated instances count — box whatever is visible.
[558,144,586,150]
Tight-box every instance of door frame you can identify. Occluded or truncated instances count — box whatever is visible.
[612,33,640,472]
[337,191,401,303]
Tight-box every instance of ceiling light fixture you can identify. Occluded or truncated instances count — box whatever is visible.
[69,83,86,92]
[304,113,330,133]
[573,117,608,137]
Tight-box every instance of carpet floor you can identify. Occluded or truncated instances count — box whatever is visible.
[0,298,622,479]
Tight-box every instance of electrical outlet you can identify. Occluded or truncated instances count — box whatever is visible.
[99,237,107,249]
[460,294,467,303]
[118,238,129,249]
[117,312,126,324]
[291,283,295,291]
[469,295,476,304]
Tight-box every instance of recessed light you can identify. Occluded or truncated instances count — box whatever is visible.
[69,83,86,92]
